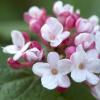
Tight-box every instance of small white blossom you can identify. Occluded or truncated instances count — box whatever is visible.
[75,33,94,49]
[41,17,70,47]
[53,1,74,15]
[3,30,31,61]
[32,52,72,90]
[70,45,100,85]
[76,18,93,33]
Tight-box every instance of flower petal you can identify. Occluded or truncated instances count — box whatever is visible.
[63,4,74,13]
[41,75,58,90]
[91,80,100,99]
[86,49,99,60]
[32,62,50,77]
[95,31,100,53]
[41,24,52,42]
[13,42,31,61]
[58,31,70,41]
[11,30,25,48]
[2,45,18,54]
[46,17,63,35]
[28,6,42,18]
[89,15,99,26]
[53,1,63,15]
[13,52,23,61]
[70,52,86,68]
[86,72,99,85]
[71,69,87,82]
[20,42,31,52]
[75,33,94,49]
[50,37,62,47]
[47,52,60,68]
[58,75,71,88]
[86,59,100,73]
[57,59,72,75]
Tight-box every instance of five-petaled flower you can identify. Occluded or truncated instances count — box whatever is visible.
[41,17,70,47]
[70,45,100,85]
[3,30,31,61]
[32,52,72,90]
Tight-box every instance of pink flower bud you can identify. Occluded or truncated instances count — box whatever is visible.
[30,41,42,50]
[65,46,76,58]
[65,15,75,30]
[7,58,21,69]
[56,87,68,93]
[7,57,33,69]
[57,12,70,25]
[23,12,32,24]
[29,19,42,34]
[22,32,30,42]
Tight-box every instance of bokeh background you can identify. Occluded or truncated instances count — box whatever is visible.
[0,0,100,100]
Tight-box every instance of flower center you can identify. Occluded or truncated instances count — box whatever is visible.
[51,68,58,75]
[78,63,84,69]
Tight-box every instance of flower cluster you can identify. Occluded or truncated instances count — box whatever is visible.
[2,1,100,99]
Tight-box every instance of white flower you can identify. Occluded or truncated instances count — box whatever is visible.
[70,45,100,85]
[28,6,43,19]
[76,18,93,33]
[89,15,99,26]
[75,33,94,49]
[53,1,74,15]
[25,47,43,62]
[41,17,70,47]
[32,52,72,90]
[3,30,31,61]
[91,77,100,100]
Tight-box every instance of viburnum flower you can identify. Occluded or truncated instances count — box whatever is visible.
[76,18,93,33]
[53,1,80,30]
[91,76,100,100]
[24,6,47,34]
[41,17,70,47]
[76,16,99,34]
[75,33,94,49]
[24,6,46,23]
[32,52,72,90]
[3,30,31,61]
[53,1,74,16]
[70,45,100,85]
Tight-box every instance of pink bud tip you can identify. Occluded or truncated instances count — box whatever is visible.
[65,46,76,58]
[56,87,68,93]
[29,20,42,34]
[22,32,30,42]
[30,41,42,50]
[7,58,21,69]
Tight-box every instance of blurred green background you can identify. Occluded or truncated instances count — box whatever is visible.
[0,0,100,44]
[0,0,99,99]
